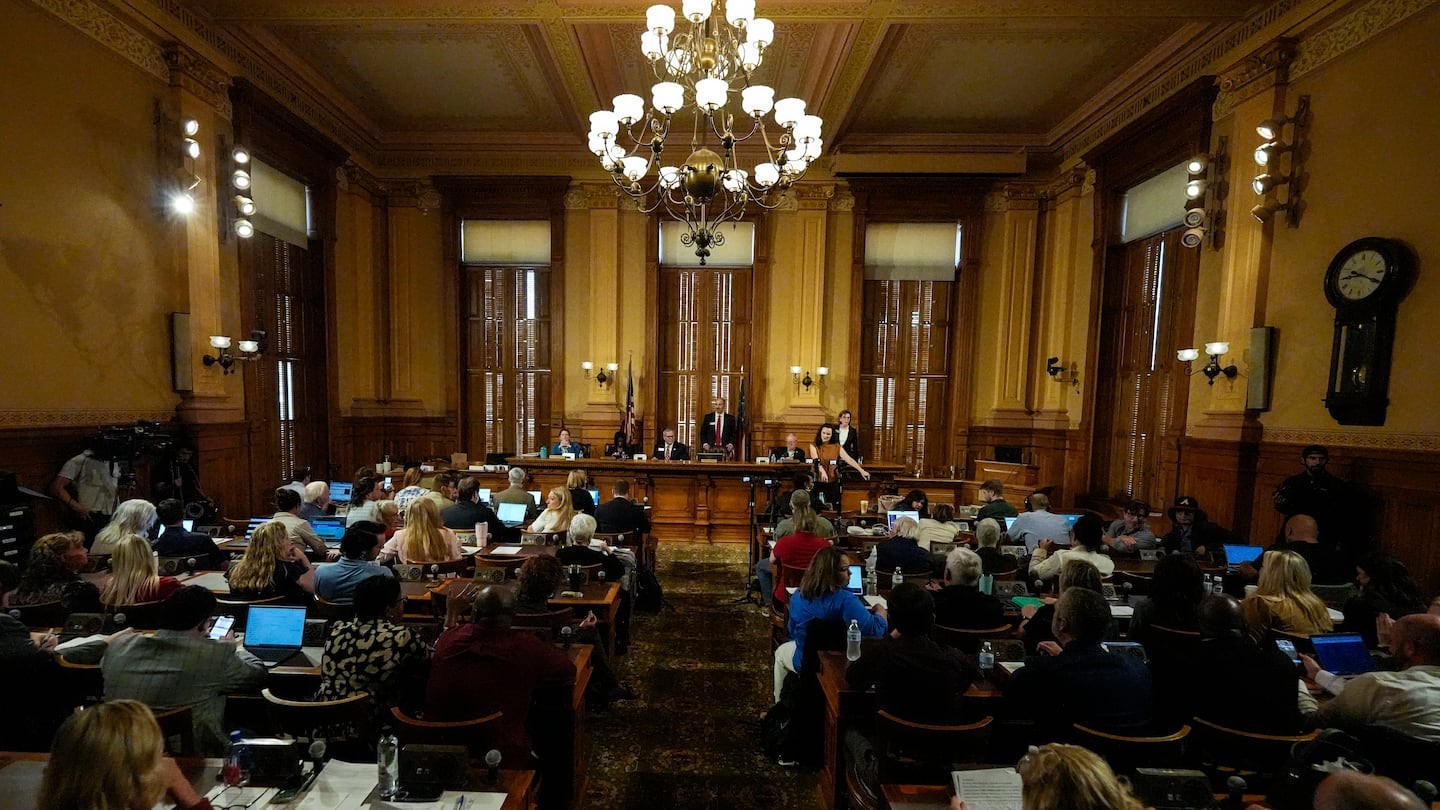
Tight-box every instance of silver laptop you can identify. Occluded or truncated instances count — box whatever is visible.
[243,605,308,667]
[496,501,527,527]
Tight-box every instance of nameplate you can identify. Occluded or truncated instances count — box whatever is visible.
[632,454,647,461]
[562,452,576,461]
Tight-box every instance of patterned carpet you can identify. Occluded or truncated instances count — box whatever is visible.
[580,544,822,809]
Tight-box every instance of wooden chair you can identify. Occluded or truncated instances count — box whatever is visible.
[153,705,197,756]
[513,607,575,630]
[109,601,166,630]
[390,706,501,760]
[57,654,104,705]
[932,623,1015,654]
[1071,723,1189,774]
[215,594,286,631]
[7,601,66,628]
[156,555,201,576]
[1190,716,1319,788]
[875,711,994,783]
[562,562,603,587]
[261,688,373,751]
[311,596,356,621]
[1113,569,1153,597]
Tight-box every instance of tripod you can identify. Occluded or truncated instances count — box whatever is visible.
[727,476,775,606]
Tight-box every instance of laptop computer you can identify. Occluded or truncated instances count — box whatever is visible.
[528,490,542,504]
[476,487,492,505]
[1004,516,1019,532]
[330,481,353,502]
[311,517,346,545]
[1223,544,1265,566]
[1311,633,1376,676]
[496,501,528,527]
[846,564,865,594]
[182,519,194,532]
[243,517,271,540]
[588,488,600,505]
[243,605,308,667]
[886,510,919,530]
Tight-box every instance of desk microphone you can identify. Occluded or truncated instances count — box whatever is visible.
[275,740,327,802]
[185,557,198,575]
[1225,775,1247,809]
[1413,781,1436,803]
[559,625,574,650]
[113,612,128,629]
[484,749,501,785]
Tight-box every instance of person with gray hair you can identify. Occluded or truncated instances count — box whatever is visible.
[493,466,539,519]
[299,480,331,521]
[930,546,1006,629]
[973,517,1017,576]
[557,513,626,584]
[91,499,158,556]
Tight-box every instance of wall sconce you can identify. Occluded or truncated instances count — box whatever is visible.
[581,361,593,380]
[1045,356,1079,389]
[202,330,265,374]
[584,362,617,389]
[1182,137,1227,250]
[1251,95,1309,227]
[1177,342,1238,385]
[790,365,802,386]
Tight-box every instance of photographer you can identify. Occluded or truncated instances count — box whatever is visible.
[50,447,119,541]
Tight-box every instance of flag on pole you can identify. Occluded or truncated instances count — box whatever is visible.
[622,359,636,449]
[735,372,748,461]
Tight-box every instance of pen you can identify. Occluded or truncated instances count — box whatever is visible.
[456,796,466,810]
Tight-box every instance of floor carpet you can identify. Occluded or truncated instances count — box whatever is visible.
[580,544,822,809]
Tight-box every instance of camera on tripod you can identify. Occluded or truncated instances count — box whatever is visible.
[91,421,173,488]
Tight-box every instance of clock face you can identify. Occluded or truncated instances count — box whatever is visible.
[1335,249,1388,300]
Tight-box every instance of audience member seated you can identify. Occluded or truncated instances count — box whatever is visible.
[915,503,962,551]
[595,479,651,536]
[392,467,428,516]
[102,534,183,607]
[900,489,929,519]
[0,612,115,750]
[975,478,1019,524]
[548,427,587,458]
[514,555,633,710]
[757,490,833,607]
[1242,549,1333,641]
[529,486,577,534]
[225,520,314,603]
[314,520,393,603]
[495,466,539,519]
[878,516,932,575]
[1102,500,1156,554]
[955,743,1145,810]
[379,498,463,564]
[102,585,268,755]
[1342,552,1427,647]
[90,498,158,556]
[154,498,227,569]
[566,469,596,516]
[774,486,835,540]
[1006,492,1071,553]
[773,546,887,703]
[1312,769,1429,810]
[1004,587,1152,734]
[272,486,334,560]
[1303,613,1440,743]
[1264,513,1347,585]
[4,531,100,611]
[299,480,332,521]
[425,586,576,768]
[442,475,507,540]
[1160,495,1232,560]
[973,518,1017,575]
[420,472,459,512]
[378,499,401,539]
[345,473,385,526]
[315,574,428,719]
[557,514,628,585]
[845,583,977,796]
[36,700,213,810]
[1127,554,1205,643]
[1030,513,1114,581]
[1021,558,1106,654]
[1176,594,1316,735]
[930,547,1006,630]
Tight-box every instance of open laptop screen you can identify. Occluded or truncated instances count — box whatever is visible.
[476,488,492,505]
[1004,516,1019,532]
[244,606,307,648]
[846,564,864,594]
[589,489,601,505]
[329,481,353,502]
[311,518,346,541]
[1311,633,1375,676]
[496,501,527,526]
[1223,544,1265,566]
[886,510,919,530]
[528,490,542,504]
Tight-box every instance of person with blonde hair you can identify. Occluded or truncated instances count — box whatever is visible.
[379,497,462,564]
[567,469,596,515]
[91,498,158,556]
[959,743,1143,810]
[1243,548,1334,640]
[772,546,887,703]
[37,699,212,810]
[225,520,313,603]
[102,534,182,606]
[529,486,576,533]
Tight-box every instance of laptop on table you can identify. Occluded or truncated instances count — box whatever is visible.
[242,605,308,667]
[329,481,353,502]
[1311,633,1376,676]
[886,510,920,530]
[496,501,528,527]
[1223,544,1265,567]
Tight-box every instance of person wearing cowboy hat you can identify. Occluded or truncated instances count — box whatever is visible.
[1160,495,1235,561]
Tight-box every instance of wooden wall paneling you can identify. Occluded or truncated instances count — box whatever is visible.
[335,416,459,478]
[0,425,104,538]
[966,427,1071,505]
[187,422,257,520]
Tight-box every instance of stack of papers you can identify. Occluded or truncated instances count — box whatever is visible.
[952,767,1022,810]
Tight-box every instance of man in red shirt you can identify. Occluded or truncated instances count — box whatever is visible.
[425,586,576,768]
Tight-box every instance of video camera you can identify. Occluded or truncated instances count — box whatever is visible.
[91,420,173,488]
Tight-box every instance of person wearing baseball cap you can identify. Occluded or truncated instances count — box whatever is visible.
[1160,495,1235,561]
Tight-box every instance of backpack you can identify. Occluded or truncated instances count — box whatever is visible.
[634,566,665,613]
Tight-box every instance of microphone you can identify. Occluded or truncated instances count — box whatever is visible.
[559,625,574,649]
[430,564,439,582]
[185,557,198,575]
[1413,781,1437,803]
[1225,775,1247,809]
[274,740,327,801]
[112,613,128,628]
[485,749,502,784]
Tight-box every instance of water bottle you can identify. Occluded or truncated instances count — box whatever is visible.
[223,730,250,787]
[979,573,994,595]
[864,568,878,597]
[866,544,878,575]
[539,446,549,458]
[891,566,903,590]
[377,732,400,799]
[979,641,996,678]
[845,618,862,662]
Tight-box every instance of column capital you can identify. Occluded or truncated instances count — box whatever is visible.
[164,46,231,119]
[1215,38,1297,119]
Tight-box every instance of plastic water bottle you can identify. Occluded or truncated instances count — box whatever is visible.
[891,566,904,590]
[846,618,862,662]
[979,641,996,678]
[864,568,878,597]
[377,732,400,798]
[222,730,250,786]
[979,573,994,595]
[866,544,878,575]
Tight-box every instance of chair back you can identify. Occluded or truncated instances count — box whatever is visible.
[1310,583,1357,608]
[931,623,1015,655]
[565,562,603,587]
[775,558,804,593]
[1190,716,1318,783]
[1113,569,1153,596]
[993,581,1029,598]
[7,601,66,629]
[414,558,474,579]
[157,556,200,576]
[390,706,501,760]
[1072,723,1189,774]
[153,705,197,755]
[57,654,104,705]
[513,607,575,633]
[875,711,993,781]
[110,601,166,630]
[522,529,568,546]
[475,556,524,578]
[261,688,373,742]
[311,596,356,621]
[215,594,286,631]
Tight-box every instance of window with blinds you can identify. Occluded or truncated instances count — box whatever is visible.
[859,279,952,473]
[657,266,751,447]
[463,266,552,456]
[1091,228,1191,504]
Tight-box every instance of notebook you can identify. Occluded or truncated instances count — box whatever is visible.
[496,501,527,527]
[886,510,919,530]
[329,481,353,502]
[1224,544,1265,566]
[846,564,865,594]
[243,605,308,667]
[1311,633,1376,676]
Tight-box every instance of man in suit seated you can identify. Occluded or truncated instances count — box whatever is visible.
[698,396,737,457]
[153,498,227,570]
[494,467,539,521]
[441,476,508,542]
[771,433,805,462]
[595,479,650,537]
[929,547,1006,630]
[1004,587,1152,735]
[654,428,690,461]
[1304,612,1440,743]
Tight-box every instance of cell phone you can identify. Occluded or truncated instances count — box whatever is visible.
[383,476,392,490]
[1276,639,1301,666]
[208,615,235,640]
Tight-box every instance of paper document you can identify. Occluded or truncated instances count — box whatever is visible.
[288,759,374,808]
[952,767,1023,810]
[370,792,507,810]
[489,546,523,555]
[55,633,108,653]
[999,661,1025,674]
[1110,604,1135,618]
[182,572,231,591]
[863,595,887,609]
[1327,607,1344,622]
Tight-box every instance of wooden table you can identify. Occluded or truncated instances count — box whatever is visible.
[0,752,535,809]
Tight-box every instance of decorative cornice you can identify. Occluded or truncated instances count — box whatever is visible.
[165,45,233,119]
[1262,427,1440,453]
[983,191,1008,213]
[338,161,386,197]
[31,0,170,82]
[1290,0,1440,82]
[791,183,835,211]
[0,409,177,428]
[829,190,856,213]
[1046,166,1092,199]
[1214,38,1296,118]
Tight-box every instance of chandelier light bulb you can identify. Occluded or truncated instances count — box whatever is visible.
[589,110,620,138]
[613,93,646,125]
[722,168,747,192]
[737,42,761,71]
[747,17,774,47]
[754,162,779,187]
[773,97,805,128]
[621,155,650,182]
[641,30,664,59]
[659,165,682,189]
[652,82,684,114]
[802,137,823,161]
[588,132,609,156]
[647,4,676,34]
[234,218,254,238]
[741,85,774,116]
[695,77,728,111]
[726,0,755,27]
[792,114,823,141]
[682,0,712,23]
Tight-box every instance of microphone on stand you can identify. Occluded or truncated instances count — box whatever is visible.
[485,749,502,785]
[559,625,574,650]
[1225,775,1247,810]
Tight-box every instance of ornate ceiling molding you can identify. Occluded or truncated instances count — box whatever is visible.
[31,0,169,82]
[563,183,622,211]
[165,45,233,119]
[1289,0,1440,82]
[829,190,856,212]
[1213,38,1296,119]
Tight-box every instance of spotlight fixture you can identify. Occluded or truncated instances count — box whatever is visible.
[1251,96,1309,228]
[183,138,201,159]
[1253,141,1292,167]
[1182,139,1226,250]
[225,145,257,239]
[1252,173,1288,195]
[1251,199,1289,223]
[182,118,199,137]
[232,169,251,190]
[171,192,197,216]
[234,219,254,238]
[231,147,250,164]
[1256,114,1300,142]
[234,196,256,216]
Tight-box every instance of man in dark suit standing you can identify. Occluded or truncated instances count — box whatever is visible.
[698,396,737,456]
[654,428,690,461]
[595,479,651,536]
[770,433,805,462]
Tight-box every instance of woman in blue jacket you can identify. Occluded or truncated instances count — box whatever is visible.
[773,545,887,703]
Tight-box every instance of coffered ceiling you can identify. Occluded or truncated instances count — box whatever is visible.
[184,0,1269,175]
